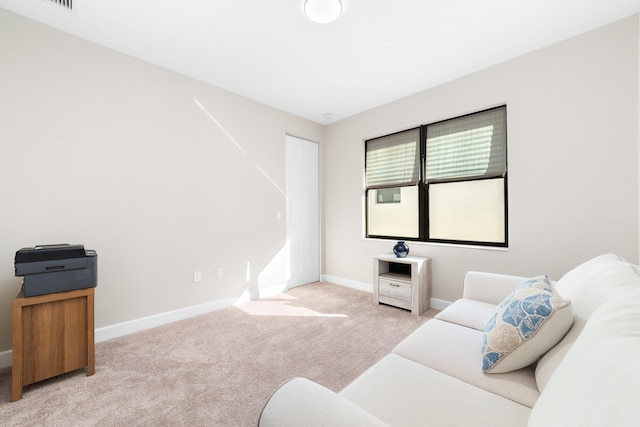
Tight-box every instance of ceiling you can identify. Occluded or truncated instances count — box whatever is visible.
[1,0,639,124]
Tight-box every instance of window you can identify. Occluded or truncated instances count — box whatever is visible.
[366,128,420,239]
[365,106,507,247]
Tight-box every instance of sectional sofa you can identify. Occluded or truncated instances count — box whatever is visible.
[258,253,640,426]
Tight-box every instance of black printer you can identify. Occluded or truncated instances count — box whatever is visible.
[15,244,97,297]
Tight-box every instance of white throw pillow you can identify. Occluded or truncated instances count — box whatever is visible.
[481,275,573,374]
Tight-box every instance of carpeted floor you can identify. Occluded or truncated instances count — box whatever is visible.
[0,282,437,426]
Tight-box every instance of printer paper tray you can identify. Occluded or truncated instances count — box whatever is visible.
[15,257,88,276]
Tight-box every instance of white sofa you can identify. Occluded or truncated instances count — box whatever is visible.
[258,254,640,426]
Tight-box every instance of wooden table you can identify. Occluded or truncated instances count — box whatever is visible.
[12,287,95,401]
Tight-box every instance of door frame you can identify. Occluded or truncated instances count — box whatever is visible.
[285,134,320,288]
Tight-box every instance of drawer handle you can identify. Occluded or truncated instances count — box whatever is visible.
[389,283,400,287]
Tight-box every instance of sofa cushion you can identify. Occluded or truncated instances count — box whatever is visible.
[535,254,640,391]
[462,271,531,305]
[393,319,539,407]
[340,354,531,427]
[482,275,572,374]
[435,299,497,331]
[529,289,640,427]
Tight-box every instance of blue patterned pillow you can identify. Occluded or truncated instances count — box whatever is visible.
[481,275,573,373]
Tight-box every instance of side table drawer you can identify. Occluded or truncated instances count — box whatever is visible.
[378,278,411,310]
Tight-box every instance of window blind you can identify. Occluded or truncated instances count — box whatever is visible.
[365,128,420,189]
[426,106,506,183]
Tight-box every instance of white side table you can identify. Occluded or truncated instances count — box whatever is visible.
[373,254,431,316]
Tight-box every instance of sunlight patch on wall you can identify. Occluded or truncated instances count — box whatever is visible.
[193,97,247,155]
[193,97,285,196]
[256,164,285,195]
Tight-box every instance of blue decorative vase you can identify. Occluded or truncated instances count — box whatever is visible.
[393,241,409,258]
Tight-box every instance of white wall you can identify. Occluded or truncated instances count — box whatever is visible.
[1,8,637,355]
[0,9,323,352]
[324,15,639,305]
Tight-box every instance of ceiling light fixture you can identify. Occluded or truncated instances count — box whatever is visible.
[303,0,343,24]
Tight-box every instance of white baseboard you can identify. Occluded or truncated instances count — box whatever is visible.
[323,274,373,293]
[430,298,452,311]
[0,349,11,369]
[94,296,241,343]
[323,274,452,311]
[95,284,296,344]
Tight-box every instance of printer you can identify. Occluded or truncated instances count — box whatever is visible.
[15,244,97,297]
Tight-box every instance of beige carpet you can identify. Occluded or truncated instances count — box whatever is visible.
[0,282,436,426]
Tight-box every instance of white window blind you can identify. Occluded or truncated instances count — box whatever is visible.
[365,128,420,189]
[426,106,506,183]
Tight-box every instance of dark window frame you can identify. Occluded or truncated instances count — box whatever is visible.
[365,105,508,248]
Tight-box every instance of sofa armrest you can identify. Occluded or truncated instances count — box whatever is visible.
[462,271,529,305]
[258,378,389,427]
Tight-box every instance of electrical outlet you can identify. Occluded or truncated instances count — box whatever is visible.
[216,267,223,278]
[193,271,202,283]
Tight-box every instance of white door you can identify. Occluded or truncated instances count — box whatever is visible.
[286,135,319,288]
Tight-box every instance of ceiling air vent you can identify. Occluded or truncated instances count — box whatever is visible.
[46,0,73,10]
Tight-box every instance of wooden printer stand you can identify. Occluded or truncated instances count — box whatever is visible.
[12,287,95,401]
